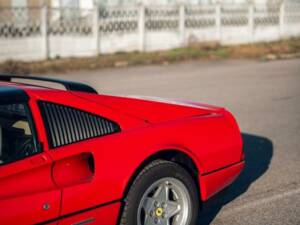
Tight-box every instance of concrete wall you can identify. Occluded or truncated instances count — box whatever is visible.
[0,1,299,62]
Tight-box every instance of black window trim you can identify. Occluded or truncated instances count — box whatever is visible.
[38,100,121,150]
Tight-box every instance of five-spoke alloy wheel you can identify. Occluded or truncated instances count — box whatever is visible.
[120,160,199,225]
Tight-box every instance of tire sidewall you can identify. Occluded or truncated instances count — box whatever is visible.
[122,161,199,225]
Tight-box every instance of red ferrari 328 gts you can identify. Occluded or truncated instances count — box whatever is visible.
[0,75,244,225]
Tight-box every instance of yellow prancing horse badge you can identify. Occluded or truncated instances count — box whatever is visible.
[155,207,163,217]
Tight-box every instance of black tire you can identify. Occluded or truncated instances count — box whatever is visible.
[119,160,199,225]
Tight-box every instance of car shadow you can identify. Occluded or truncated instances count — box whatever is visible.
[197,133,273,225]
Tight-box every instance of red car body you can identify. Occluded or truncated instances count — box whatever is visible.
[0,78,244,225]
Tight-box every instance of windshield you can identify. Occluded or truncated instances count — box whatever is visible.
[0,103,38,165]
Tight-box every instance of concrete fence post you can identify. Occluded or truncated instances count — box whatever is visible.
[41,5,49,60]
[93,4,100,55]
[279,1,285,38]
[248,3,254,43]
[138,4,146,52]
[179,3,185,47]
[216,4,221,42]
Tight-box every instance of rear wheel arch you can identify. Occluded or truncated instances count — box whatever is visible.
[127,150,200,194]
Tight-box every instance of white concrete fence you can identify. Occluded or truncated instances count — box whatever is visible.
[0,1,300,62]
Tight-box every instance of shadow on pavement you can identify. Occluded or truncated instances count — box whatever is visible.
[197,133,273,225]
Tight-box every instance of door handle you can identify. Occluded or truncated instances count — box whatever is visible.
[52,153,94,188]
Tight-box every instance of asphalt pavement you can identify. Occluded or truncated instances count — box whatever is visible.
[49,58,300,225]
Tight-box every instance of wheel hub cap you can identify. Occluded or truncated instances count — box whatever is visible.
[137,177,191,225]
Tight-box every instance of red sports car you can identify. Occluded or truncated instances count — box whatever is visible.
[0,75,244,225]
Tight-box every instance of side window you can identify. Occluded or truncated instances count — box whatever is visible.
[0,103,39,165]
[38,102,121,149]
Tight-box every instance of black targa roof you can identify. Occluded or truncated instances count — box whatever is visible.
[0,75,98,94]
[0,86,29,104]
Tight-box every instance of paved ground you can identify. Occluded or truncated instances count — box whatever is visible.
[51,59,300,225]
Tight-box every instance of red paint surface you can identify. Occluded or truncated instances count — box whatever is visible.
[200,161,245,200]
[0,82,244,224]
[58,202,120,225]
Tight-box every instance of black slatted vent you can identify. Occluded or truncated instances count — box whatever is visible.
[39,101,120,148]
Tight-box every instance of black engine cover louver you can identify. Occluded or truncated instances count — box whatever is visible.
[38,101,120,148]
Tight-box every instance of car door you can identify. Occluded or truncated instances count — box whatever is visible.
[0,101,61,225]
